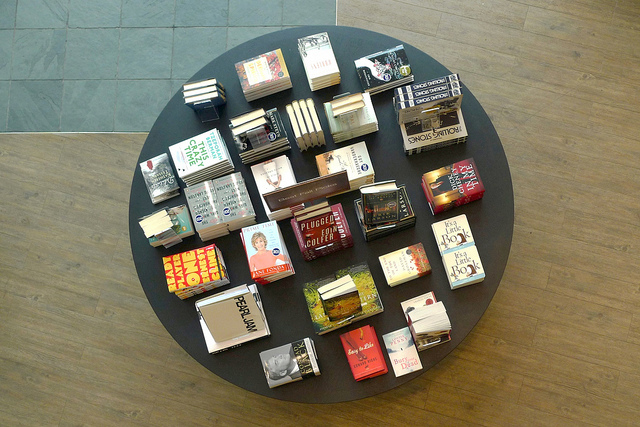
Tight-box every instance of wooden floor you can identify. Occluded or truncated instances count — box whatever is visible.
[1,1,640,425]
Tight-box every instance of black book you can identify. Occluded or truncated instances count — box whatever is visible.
[360,181,400,225]
[354,45,413,94]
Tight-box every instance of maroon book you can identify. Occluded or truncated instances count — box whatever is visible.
[291,203,353,261]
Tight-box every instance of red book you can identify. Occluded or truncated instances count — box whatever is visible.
[421,158,485,215]
[291,203,353,261]
[340,325,388,381]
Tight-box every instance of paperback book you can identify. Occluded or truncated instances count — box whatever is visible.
[315,141,375,194]
[421,158,485,214]
[302,262,383,335]
[259,337,321,388]
[229,107,291,164]
[290,202,353,261]
[382,327,423,377]
[431,213,475,256]
[442,244,485,289]
[354,45,414,95]
[340,325,388,381]
[240,220,295,284]
[250,155,304,221]
[298,32,340,91]
[378,242,431,287]
[323,92,378,143]
[235,48,292,101]
[354,184,416,241]
[195,284,270,353]
[359,180,401,225]
[139,153,180,204]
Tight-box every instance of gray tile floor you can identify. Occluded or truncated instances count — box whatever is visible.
[0,0,337,132]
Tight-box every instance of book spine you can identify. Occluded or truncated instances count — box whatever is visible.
[393,81,460,103]
[394,73,459,95]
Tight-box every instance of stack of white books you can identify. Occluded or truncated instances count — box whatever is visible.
[285,99,326,151]
[298,32,340,91]
[323,92,378,143]
[168,128,234,186]
[250,155,304,221]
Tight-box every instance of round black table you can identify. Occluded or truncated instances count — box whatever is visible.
[129,25,513,403]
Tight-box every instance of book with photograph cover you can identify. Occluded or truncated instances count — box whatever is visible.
[354,45,413,95]
[421,158,485,215]
[318,275,362,322]
[378,242,431,287]
[259,337,321,388]
[382,327,423,377]
[431,213,475,256]
[250,155,303,221]
[359,181,400,225]
[395,88,463,125]
[394,73,460,96]
[315,141,374,193]
[302,262,383,335]
[400,108,468,155]
[240,221,294,284]
[442,245,485,290]
[139,153,180,204]
[393,81,460,103]
[340,325,388,381]
[407,301,452,350]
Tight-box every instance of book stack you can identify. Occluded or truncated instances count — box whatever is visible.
[285,99,326,151]
[139,204,195,248]
[315,141,374,194]
[432,214,485,289]
[354,184,416,241]
[382,327,423,377]
[401,292,451,351]
[182,78,226,122]
[259,337,321,388]
[394,74,468,155]
[340,325,388,381]
[421,158,485,215]
[184,172,256,241]
[235,48,292,102]
[162,243,230,300]
[302,262,383,335]
[378,242,431,287]
[354,44,414,95]
[298,32,340,91]
[290,202,353,261]
[139,153,180,204]
[250,155,304,221]
[195,284,269,354]
[359,180,401,226]
[229,107,291,164]
[323,92,378,143]
[240,220,295,285]
[168,128,234,186]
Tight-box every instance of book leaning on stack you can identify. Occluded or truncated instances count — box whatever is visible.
[315,141,374,194]
[163,243,230,300]
[354,44,414,95]
[139,153,180,204]
[401,292,451,351]
[229,107,290,164]
[298,32,340,91]
[196,284,269,354]
[182,78,226,122]
[290,202,353,261]
[235,48,292,102]
[250,155,304,221]
[240,220,295,285]
[353,183,416,241]
[168,128,234,186]
[285,99,326,151]
[138,204,194,248]
[184,172,256,241]
[394,74,468,155]
[323,92,378,143]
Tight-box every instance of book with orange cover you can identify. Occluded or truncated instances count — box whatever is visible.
[340,325,388,381]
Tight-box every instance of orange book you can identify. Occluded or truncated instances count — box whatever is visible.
[162,244,225,293]
[340,325,388,381]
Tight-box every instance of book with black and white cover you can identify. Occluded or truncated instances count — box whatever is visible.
[400,108,468,155]
[298,32,340,91]
[393,81,460,104]
[139,153,180,204]
[323,93,378,143]
[195,284,270,354]
[168,128,234,186]
[250,155,304,221]
[394,73,460,96]
[259,337,321,388]
[395,88,463,125]
[431,214,475,256]
[315,141,375,194]
[184,180,229,241]
[354,45,414,95]
[230,107,291,164]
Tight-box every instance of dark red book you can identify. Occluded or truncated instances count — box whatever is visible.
[340,325,388,381]
[421,158,484,215]
[291,203,353,261]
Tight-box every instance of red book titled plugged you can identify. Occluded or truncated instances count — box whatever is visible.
[340,325,388,381]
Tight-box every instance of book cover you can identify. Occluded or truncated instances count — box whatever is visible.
[378,242,431,287]
[184,181,223,232]
[241,221,293,280]
[162,244,227,294]
[400,291,437,323]
[315,141,374,189]
[421,158,485,214]
[168,128,230,179]
[235,48,290,92]
[340,325,388,381]
[394,73,460,95]
[393,81,461,103]
[431,214,475,255]
[400,108,468,154]
[298,32,340,81]
[382,327,423,377]
[360,181,400,225]
[442,245,485,289]
[148,204,195,247]
[259,337,321,388]
[250,155,300,218]
[139,153,180,204]
[212,172,255,226]
[354,45,412,91]
[407,301,452,349]
[318,275,362,322]
[302,262,383,335]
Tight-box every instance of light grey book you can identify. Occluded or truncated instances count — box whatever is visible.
[139,153,180,204]
[212,172,255,229]
[184,180,222,232]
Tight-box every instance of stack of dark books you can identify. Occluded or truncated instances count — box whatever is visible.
[394,73,468,155]
[182,78,226,122]
[298,32,341,91]
[240,220,295,285]
[235,48,292,102]
[229,107,291,164]
[354,45,414,95]
[354,182,416,241]
[323,92,378,143]
[168,128,234,186]
[290,202,353,261]
[285,98,326,151]
[184,172,256,241]
[139,153,180,204]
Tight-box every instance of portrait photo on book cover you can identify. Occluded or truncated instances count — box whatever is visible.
[261,343,302,386]
[248,230,288,273]
[404,110,459,136]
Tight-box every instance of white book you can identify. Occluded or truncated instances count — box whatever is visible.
[250,155,301,219]
[442,245,485,289]
[431,214,475,256]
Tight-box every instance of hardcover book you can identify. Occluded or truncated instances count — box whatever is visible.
[259,337,321,388]
[298,32,340,91]
[359,180,400,225]
[340,325,388,381]
[382,327,423,377]
[378,242,431,287]
[262,171,350,211]
[400,108,468,155]
[354,45,414,95]
[323,93,378,143]
[230,107,291,164]
[139,153,180,204]
[354,184,416,241]
[407,301,452,350]
[302,262,383,335]
[395,88,463,124]
[431,214,475,255]
[291,202,353,261]
[315,141,374,193]
[400,292,451,351]
[250,155,303,221]
[162,244,230,299]
[421,158,485,214]
[240,220,295,284]
[442,245,485,289]
[394,73,460,96]
[317,275,362,322]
